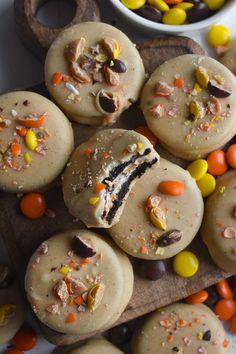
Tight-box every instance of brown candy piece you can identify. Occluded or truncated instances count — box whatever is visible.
[72,235,96,258]
[157,230,182,247]
[208,79,232,98]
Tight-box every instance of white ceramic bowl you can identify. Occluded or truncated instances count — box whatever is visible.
[108,0,235,34]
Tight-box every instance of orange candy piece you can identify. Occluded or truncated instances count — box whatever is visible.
[226,144,236,169]
[158,180,185,196]
[207,150,228,176]
[135,126,157,147]
[52,72,63,86]
[185,290,208,305]
[20,192,46,219]
[230,313,236,333]
[11,141,21,157]
[216,279,233,299]
[18,113,46,128]
[214,299,236,320]
[173,78,184,88]
[65,312,76,323]
[16,127,27,137]
[95,183,106,193]
[13,326,37,351]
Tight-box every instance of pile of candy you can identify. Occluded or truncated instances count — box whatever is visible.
[185,277,236,334]
[120,0,227,25]
[187,144,236,198]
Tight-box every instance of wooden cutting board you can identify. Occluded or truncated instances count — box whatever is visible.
[0,36,231,347]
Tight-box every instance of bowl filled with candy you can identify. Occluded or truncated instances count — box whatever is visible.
[109,0,234,34]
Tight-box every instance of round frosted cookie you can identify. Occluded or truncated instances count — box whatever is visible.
[220,38,236,76]
[0,91,74,192]
[202,170,236,272]
[25,230,133,335]
[109,158,203,260]
[0,284,25,344]
[62,129,159,228]
[65,338,124,354]
[45,22,145,126]
[132,303,228,354]
[141,54,236,160]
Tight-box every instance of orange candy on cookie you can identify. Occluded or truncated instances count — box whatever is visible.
[158,180,185,196]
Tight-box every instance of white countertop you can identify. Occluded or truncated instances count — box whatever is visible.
[0,0,236,353]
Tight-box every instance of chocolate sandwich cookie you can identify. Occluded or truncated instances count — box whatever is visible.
[202,170,236,273]
[109,158,203,259]
[62,129,159,228]
[25,230,133,335]
[132,303,229,354]
[45,22,145,126]
[141,54,236,160]
[0,91,74,192]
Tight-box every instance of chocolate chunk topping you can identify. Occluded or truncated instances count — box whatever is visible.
[208,80,232,98]
[137,259,166,280]
[157,230,182,247]
[72,235,96,258]
[98,91,118,113]
[105,59,127,73]
[203,330,211,341]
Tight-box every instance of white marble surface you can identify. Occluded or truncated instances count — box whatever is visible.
[0,0,236,353]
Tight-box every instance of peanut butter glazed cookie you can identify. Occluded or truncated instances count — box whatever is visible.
[132,303,229,354]
[45,22,145,126]
[63,337,124,354]
[0,91,74,192]
[109,158,203,260]
[202,170,236,273]
[62,129,159,228]
[141,54,236,160]
[25,230,133,335]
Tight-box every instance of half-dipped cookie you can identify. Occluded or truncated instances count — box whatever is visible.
[45,22,145,126]
[141,54,236,160]
[202,170,236,273]
[109,158,203,259]
[62,129,159,228]
[132,303,229,354]
[25,230,133,335]
[0,91,74,192]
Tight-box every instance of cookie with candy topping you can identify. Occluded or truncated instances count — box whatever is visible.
[141,54,236,160]
[109,158,203,259]
[202,170,236,273]
[62,129,159,228]
[25,230,133,335]
[0,91,74,192]
[45,22,145,126]
[132,303,229,354]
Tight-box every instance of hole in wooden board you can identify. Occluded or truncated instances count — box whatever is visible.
[36,0,76,29]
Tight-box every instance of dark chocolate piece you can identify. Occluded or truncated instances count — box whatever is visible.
[157,230,182,247]
[208,80,232,98]
[72,235,96,258]
[203,329,211,341]
[105,59,127,73]
[137,259,166,280]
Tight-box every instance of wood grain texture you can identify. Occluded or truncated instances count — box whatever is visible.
[0,37,229,347]
[14,0,101,61]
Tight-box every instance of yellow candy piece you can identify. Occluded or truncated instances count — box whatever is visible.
[148,0,169,12]
[195,66,209,88]
[187,159,208,181]
[175,2,194,11]
[207,24,231,47]
[113,40,121,59]
[0,304,15,324]
[149,207,167,230]
[121,0,145,10]
[162,8,187,25]
[203,0,225,10]
[137,142,144,151]
[25,130,38,151]
[190,101,202,119]
[197,173,216,197]
[194,83,202,94]
[89,197,100,205]
[59,265,72,274]
[173,251,199,278]
[24,152,32,164]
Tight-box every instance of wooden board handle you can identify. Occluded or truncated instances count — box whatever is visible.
[14,0,101,61]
